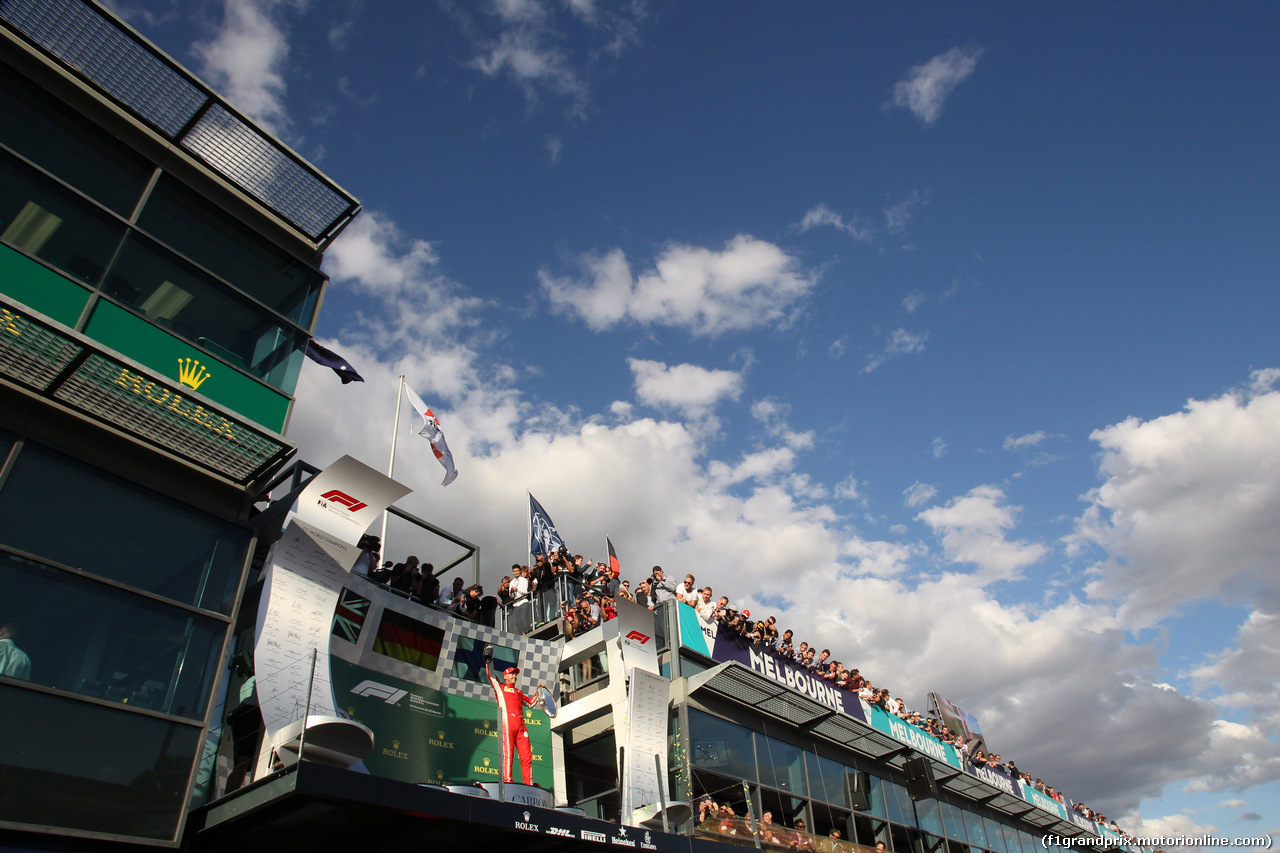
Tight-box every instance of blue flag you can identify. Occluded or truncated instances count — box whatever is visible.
[529,493,565,558]
[305,339,364,384]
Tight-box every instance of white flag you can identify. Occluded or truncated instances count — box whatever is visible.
[404,385,458,486]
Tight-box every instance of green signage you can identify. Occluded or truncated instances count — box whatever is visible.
[83,300,290,431]
[0,243,91,327]
[330,659,555,790]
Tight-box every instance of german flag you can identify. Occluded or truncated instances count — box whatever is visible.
[373,608,444,670]
[606,535,621,577]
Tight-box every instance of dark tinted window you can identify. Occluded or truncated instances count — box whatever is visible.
[0,683,199,840]
[137,174,324,326]
[0,443,249,613]
[0,62,151,216]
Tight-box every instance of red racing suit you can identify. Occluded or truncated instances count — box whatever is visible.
[486,666,537,784]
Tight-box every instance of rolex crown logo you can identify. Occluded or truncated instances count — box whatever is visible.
[438,731,446,739]
[177,357,210,390]
[482,757,491,767]
[392,739,401,750]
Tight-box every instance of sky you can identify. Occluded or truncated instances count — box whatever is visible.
[110,0,1280,842]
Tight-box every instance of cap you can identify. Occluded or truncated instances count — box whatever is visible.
[741,609,750,618]
[503,667,520,675]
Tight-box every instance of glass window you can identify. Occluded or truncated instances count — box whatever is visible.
[756,733,806,796]
[0,64,152,217]
[0,683,200,841]
[883,778,918,827]
[689,708,756,782]
[963,808,989,849]
[916,796,945,836]
[0,443,250,613]
[863,771,887,819]
[940,800,969,842]
[1019,829,1041,853]
[137,175,324,327]
[102,232,307,390]
[805,751,848,806]
[984,817,1009,853]
[0,153,128,285]
[0,551,224,718]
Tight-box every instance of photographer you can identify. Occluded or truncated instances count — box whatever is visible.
[647,566,678,606]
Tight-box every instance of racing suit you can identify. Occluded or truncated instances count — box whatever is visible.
[486,664,537,784]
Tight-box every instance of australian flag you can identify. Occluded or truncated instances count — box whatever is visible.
[529,493,565,558]
[305,339,364,384]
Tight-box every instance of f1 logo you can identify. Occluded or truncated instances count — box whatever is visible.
[625,630,651,644]
[320,489,368,512]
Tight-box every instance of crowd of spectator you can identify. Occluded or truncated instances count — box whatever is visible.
[356,533,1132,843]
[493,547,1136,843]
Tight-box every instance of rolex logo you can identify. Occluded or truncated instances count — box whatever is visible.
[177,357,210,390]
[482,757,491,767]
[438,731,446,739]
[392,739,401,750]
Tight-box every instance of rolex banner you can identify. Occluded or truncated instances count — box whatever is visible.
[330,658,553,788]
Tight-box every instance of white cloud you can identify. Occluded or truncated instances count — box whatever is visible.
[193,0,297,135]
[903,481,938,508]
[863,327,928,373]
[828,336,849,360]
[545,134,562,163]
[884,190,923,235]
[903,291,926,313]
[796,203,874,241]
[629,359,743,420]
[932,436,947,458]
[1004,431,1049,450]
[916,485,1050,583]
[891,45,984,126]
[1068,378,1280,629]
[453,0,647,115]
[1217,799,1248,809]
[540,236,820,336]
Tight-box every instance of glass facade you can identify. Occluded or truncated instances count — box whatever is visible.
[686,706,1032,853]
[0,61,324,397]
[0,438,250,841]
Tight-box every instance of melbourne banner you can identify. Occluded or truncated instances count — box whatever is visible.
[676,605,867,722]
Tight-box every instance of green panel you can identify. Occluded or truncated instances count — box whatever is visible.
[331,659,555,789]
[0,243,91,327]
[83,300,289,431]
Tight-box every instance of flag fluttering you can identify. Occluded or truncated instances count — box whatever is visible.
[305,340,364,384]
[606,535,621,577]
[529,493,564,558]
[404,385,458,486]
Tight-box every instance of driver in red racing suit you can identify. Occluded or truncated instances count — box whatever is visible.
[484,645,545,784]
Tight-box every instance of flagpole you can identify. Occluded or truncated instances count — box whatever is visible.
[379,375,405,556]
[526,489,533,568]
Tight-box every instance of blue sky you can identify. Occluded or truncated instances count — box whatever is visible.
[114,0,1280,840]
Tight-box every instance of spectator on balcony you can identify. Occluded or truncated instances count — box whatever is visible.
[634,579,652,609]
[438,576,465,608]
[648,567,678,606]
[617,579,635,602]
[676,574,699,606]
[696,587,720,625]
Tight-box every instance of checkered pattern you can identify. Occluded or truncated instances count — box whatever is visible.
[331,581,562,702]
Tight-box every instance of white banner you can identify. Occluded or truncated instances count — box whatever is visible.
[253,456,409,739]
[622,666,670,820]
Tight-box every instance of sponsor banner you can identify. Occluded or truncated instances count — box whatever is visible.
[621,667,670,819]
[862,702,962,767]
[331,658,554,788]
[963,760,1022,797]
[294,455,411,567]
[253,457,409,738]
[675,598,714,658]
[1066,808,1100,835]
[617,598,659,674]
[692,627,867,722]
[1021,783,1069,820]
